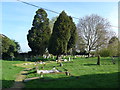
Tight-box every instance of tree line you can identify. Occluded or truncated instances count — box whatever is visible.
[1,34,20,59]
[27,9,77,60]
[1,8,119,60]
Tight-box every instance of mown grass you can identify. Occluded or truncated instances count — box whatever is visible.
[24,57,119,88]
[1,60,25,88]
[1,57,119,88]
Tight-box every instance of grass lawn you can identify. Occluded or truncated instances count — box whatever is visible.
[1,60,25,88]
[1,57,119,88]
[23,57,120,88]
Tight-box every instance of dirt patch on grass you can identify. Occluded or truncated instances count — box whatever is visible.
[12,62,35,68]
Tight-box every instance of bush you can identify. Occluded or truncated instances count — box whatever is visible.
[99,48,110,57]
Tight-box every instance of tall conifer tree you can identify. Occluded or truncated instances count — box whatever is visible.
[27,9,51,55]
[48,11,71,59]
[67,16,77,52]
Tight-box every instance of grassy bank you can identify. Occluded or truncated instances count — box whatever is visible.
[2,60,25,88]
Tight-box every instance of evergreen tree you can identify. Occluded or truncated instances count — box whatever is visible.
[48,11,71,59]
[27,9,51,55]
[67,16,77,53]
[49,16,57,33]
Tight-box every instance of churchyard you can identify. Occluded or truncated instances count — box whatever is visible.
[1,56,120,88]
[2,2,120,89]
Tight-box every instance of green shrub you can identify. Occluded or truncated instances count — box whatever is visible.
[99,48,110,57]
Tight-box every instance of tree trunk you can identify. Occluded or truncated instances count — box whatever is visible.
[88,53,90,58]
[97,55,100,65]
[87,51,90,58]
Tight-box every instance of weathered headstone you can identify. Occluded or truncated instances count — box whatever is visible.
[68,57,70,61]
[65,71,70,76]
[40,72,43,78]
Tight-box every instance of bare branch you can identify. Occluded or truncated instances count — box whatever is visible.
[77,14,112,54]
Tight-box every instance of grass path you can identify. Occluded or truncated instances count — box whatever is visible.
[2,60,36,89]
[4,70,28,90]
[3,69,29,90]
[11,70,28,89]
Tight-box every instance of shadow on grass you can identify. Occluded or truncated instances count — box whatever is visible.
[84,64,97,66]
[1,80,14,89]
[2,72,120,89]
[2,58,56,63]
[23,72,120,88]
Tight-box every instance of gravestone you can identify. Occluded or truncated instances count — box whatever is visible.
[42,55,45,59]
[53,56,54,59]
[11,56,14,61]
[65,71,70,76]
[60,63,63,67]
[64,59,67,62]
[68,57,70,61]
[40,72,43,78]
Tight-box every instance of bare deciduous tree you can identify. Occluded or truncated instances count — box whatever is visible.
[77,14,111,57]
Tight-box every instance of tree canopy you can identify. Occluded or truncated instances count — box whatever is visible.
[77,14,111,57]
[67,16,77,52]
[49,16,57,33]
[48,11,77,59]
[107,36,119,56]
[27,9,51,56]
[48,11,71,58]
[1,34,20,59]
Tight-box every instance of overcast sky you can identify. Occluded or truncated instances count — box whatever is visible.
[2,1,118,52]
